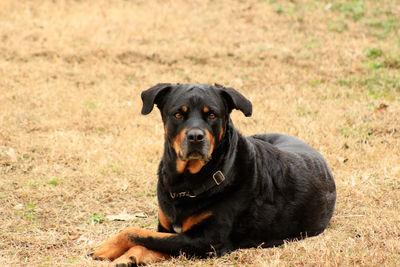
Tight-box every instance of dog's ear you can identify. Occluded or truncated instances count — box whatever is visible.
[216,84,252,117]
[141,83,173,115]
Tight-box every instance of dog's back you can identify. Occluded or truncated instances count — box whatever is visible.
[233,133,336,248]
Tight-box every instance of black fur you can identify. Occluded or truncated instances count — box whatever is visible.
[133,83,336,257]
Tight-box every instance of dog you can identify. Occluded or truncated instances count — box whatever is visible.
[91,83,336,266]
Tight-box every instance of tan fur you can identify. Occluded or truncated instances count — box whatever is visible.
[182,211,213,232]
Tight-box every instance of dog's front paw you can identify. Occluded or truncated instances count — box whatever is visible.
[111,247,138,266]
[91,232,133,261]
[90,242,122,261]
[111,245,168,266]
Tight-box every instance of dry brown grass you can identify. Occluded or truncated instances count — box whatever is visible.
[0,0,399,266]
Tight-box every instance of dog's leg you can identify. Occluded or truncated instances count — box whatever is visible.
[128,230,219,257]
[92,211,223,264]
[91,228,174,261]
[112,245,170,266]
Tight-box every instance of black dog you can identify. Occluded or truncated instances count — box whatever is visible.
[92,83,336,266]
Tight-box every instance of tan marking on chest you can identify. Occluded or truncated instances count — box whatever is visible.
[158,208,172,231]
[182,211,213,232]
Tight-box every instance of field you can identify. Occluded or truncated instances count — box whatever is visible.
[0,0,399,266]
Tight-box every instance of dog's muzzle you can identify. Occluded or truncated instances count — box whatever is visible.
[181,128,211,161]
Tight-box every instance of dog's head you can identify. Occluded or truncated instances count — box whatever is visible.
[141,83,252,174]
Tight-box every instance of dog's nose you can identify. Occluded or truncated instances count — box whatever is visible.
[187,128,205,143]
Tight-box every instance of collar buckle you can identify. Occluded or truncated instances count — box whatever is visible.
[212,170,225,185]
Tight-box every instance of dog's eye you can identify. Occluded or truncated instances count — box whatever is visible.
[174,112,183,119]
[209,113,216,120]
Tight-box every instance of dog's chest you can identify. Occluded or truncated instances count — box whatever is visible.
[165,210,213,233]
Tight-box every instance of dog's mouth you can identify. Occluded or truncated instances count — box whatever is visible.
[176,155,210,175]
[180,151,210,162]
[176,147,212,174]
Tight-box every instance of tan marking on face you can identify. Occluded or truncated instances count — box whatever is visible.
[186,159,206,174]
[204,129,215,159]
[173,127,189,173]
[176,158,188,174]
[219,127,224,141]
[172,127,186,157]
[164,125,168,137]
[182,105,188,112]
[203,106,209,113]
[182,211,213,232]
[158,207,172,231]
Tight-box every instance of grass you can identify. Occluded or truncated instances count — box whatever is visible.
[0,0,399,266]
[88,213,106,225]
[340,72,400,100]
[331,0,366,21]
[24,201,37,220]
[46,179,59,186]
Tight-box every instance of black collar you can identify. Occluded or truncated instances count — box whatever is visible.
[169,170,225,198]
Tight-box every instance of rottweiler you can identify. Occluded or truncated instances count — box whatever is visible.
[91,83,336,266]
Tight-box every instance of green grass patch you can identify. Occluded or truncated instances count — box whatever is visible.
[306,39,322,50]
[364,17,399,39]
[24,201,37,220]
[83,101,98,109]
[382,55,400,69]
[66,257,80,264]
[46,179,59,186]
[364,47,400,70]
[364,47,384,70]
[365,47,383,59]
[331,0,365,21]
[88,213,105,225]
[328,18,349,33]
[308,79,325,87]
[99,164,122,175]
[21,154,30,161]
[339,72,400,100]
[339,125,372,139]
[271,1,313,22]
[364,17,398,30]
[26,180,39,188]
[274,5,287,15]
[126,75,136,85]
[362,73,400,99]
[96,127,106,134]
[296,107,312,116]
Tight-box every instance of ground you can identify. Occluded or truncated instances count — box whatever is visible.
[0,0,399,266]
